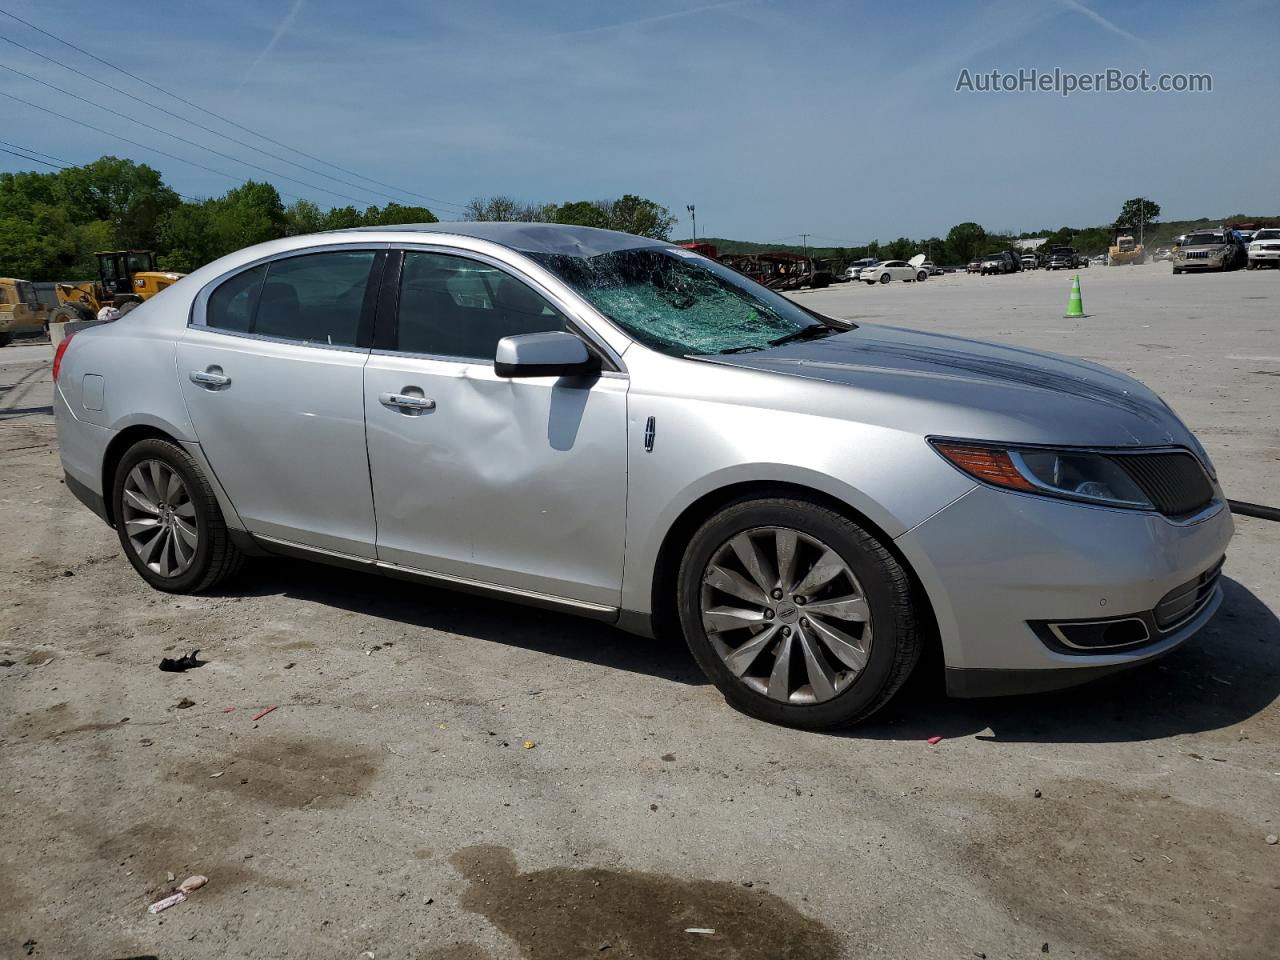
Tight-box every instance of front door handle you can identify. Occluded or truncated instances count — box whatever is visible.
[190,369,231,387]
[379,391,436,411]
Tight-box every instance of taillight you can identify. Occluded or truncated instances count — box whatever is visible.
[53,332,75,383]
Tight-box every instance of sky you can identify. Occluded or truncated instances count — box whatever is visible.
[1,0,1277,244]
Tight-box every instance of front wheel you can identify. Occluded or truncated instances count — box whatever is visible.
[112,438,243,592]
[878,273,890,284]
[916,271,928,282]
[677,497,921,729]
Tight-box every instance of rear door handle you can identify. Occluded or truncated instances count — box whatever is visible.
[379,392,435,411]
[190,369,231,387]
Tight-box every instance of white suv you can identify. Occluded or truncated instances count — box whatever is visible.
[1246,228,1280,269]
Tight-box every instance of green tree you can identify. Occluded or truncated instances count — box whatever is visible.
[602,195,677,239]
[1116,197,1160,229]
[552,200,610,229]
[944,222,987,264]
[361,202,438,226]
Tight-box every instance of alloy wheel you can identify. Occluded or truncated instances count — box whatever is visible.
[699,526,873,704]
[121,459,198,578]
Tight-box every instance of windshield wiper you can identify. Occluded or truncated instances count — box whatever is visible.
[718,345,764,354]
[768,323,840,348]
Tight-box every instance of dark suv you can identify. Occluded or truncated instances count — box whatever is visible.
[1046,247,1081,270]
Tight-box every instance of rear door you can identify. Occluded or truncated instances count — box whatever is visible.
[178,246,385,557]
[362,248,628,607]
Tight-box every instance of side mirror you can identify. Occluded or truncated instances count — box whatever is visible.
[494,331,601,379]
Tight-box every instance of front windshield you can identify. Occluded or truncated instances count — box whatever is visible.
[1254,229,1280,241]
[531,247,843,356]
[1184,233,1222,246]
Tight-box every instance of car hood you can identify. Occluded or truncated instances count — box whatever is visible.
[710,323,1201,449]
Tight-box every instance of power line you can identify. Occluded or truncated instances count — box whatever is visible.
[0,60,398,206]
[0,137,68,166]
[0,88,305,203]
[0,144,63,168]
[0,31,465,213]
[0,5,470,212]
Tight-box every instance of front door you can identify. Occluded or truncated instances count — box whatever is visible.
[363,249,628,607]
[178,248,384,557]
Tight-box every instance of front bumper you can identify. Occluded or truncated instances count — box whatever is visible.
[1174,255,1225,270]
[894,484,1234,696]
[1248,249,1280,263]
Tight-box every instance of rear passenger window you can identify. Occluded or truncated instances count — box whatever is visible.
[396,252,569,359]
[207,264,266,333]
[205,251,376,346]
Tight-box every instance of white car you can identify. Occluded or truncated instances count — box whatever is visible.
[1247,228,1280,269]
[863,255,929,284]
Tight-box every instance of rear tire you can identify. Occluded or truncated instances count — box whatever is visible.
[916,271,928,282]
[677,496,921,729]
[0,332,12,348]
[111,438,243,593]
[117,300,140,315]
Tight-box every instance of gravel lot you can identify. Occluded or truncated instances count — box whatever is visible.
[2,263,1277,960]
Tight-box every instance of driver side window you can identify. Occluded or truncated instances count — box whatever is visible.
[395,251,569,360]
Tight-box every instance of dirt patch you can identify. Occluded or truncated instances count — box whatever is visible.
[174,736,379,808]
[964,778,1280,959]
[449,845,841,960]
[93,821,261,908]
[419,946,494,960]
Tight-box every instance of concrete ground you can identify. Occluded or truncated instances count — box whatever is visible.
[1,263,1277,960]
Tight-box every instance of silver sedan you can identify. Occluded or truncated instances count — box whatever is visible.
[53,223,1232,728]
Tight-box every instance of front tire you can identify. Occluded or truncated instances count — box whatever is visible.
[879,273,890,284]
[916,270,928,282]
[112,438,243,593]
[677,496,921,729]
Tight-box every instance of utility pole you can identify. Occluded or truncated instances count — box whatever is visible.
[687,204,696,243]
[1139,198,1145,245]
[800,233,810,257]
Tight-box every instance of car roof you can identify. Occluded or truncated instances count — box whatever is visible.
[338,221,666,258]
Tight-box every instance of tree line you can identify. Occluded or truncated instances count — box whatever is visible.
[0,156,679,280]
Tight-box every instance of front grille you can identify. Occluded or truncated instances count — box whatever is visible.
[1111,451,1215,517]
[1184,250,1210,259]
[1154,558,1223,631]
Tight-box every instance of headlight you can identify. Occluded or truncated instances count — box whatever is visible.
[930,440,1154,509]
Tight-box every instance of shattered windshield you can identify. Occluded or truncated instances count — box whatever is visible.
[530,247,844,356]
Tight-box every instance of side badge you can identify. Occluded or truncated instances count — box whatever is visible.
[643,416,656,453]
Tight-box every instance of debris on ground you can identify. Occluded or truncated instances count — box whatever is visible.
[661,753,676,762]
[222,706,236,713]
[1266,834,1278,845]
[685,928,715,935]
[927,736,943,745]
[159,650,204,672]
[523,739,536,749]
[148,891,187,914]
[1034,789,1043,798]
[209,771,224,779]
[178,875,208,893]
[175,697,195,709]
[251,705,278,721]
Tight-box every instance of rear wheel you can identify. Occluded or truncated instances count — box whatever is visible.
[677,497,921,729]
[0,332,12,348]
[916,270,928,282]
[117,300,140,316]
[112,438,243,593]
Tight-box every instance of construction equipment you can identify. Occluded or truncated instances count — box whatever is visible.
[0,277,48,347]
[50,251,184,324]
[1107,227,1145,266]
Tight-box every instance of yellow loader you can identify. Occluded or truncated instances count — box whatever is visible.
[50,250,184,324]
[0,277,48,347]
[1107,228,1146,266]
